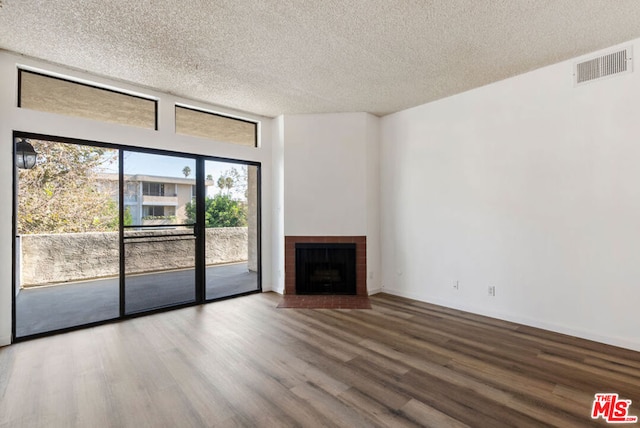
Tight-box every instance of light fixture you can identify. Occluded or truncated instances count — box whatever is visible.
[15,138,37,169]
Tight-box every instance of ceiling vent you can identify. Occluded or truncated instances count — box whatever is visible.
[575,47,632,85]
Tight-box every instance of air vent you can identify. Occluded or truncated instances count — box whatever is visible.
[575,47,632,85]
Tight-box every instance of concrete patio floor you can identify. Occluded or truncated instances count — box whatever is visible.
[15,262,258,337]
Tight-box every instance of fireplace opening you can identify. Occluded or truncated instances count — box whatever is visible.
[295,243,356,295]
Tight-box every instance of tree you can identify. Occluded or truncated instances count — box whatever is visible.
[185,194,246,228]
[215,167,246,196]
[217,176,226,193]
[182,166,191,178]
[18,140,119,234]
[123,206,133,226]
[206,174,213,181]
[224,176,234,192]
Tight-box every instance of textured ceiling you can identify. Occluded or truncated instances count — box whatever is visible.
[1,1,640,117]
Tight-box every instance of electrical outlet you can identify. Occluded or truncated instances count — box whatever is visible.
[453,280,459,290]
[488,286,496,296]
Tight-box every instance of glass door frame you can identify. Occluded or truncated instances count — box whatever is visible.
[11,131,262,342]
[120,149,199,315]
[201,158,262,302]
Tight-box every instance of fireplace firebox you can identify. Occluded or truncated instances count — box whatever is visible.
[295,243,356,294]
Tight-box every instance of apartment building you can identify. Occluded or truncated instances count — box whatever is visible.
[98,173,212,225]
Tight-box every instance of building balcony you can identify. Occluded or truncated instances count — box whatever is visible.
[142,195,178,206]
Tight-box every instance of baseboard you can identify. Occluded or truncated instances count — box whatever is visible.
[263,284,284,294]
[367,288,383,296]
[0,334,11,347]
[383,287,640,353]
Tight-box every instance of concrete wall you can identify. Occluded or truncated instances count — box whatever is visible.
[20,228,249,286]
[0,51,273,345]
[380,38,640,352]
[14,237,21,297]
[204,228,248,267]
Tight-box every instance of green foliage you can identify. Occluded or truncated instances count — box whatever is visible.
[185,194,247,228]
[18,140,119,234]
[182,166,191,178]
[103,200,121,230]
[123,207,133,227]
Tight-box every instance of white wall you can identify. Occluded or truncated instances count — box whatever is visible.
[380,39,640,351]
[284,113,368,235]
[0,51,274,346]
[365,114,382,294]
[283,112,381,292]
[271,115,285,293]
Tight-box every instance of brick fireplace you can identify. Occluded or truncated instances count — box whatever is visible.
[285,236,367,295]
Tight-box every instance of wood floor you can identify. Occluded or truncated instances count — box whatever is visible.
[277,295,372,309]
[1,292,638,427]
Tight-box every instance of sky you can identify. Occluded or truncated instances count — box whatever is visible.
[31,139,248,200]
[97,149,247,198]
[122,151,194,178]
[122,151,246,198]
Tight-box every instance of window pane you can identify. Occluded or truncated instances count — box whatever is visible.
[143,182,165,196]
[123,151,197,314]
[19,70,157,130]
[15,139,120,337]
[175,106,257,147]
[204,161,260,300]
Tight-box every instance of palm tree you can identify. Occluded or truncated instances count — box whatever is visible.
[182,166,191,178]
[224,176,234,193]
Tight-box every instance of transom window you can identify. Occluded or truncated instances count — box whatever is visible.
[175,105,257,147]
[18,70,157,129]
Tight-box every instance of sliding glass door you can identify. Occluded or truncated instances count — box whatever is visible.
[14,138,120,336]
[204,160,260,300]
[122,151,197,314]
[14,135,261,340]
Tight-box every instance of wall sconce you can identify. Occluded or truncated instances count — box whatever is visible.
[15,138,37,169]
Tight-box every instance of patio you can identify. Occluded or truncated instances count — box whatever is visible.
[15,262,258,337]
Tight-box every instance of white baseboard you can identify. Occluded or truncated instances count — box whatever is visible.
[367,288,383,296]
[0,334,11,347]
[383,287,640,353]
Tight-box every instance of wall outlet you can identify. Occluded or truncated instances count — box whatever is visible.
[488,286,496,296]
[453,280,459,290]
